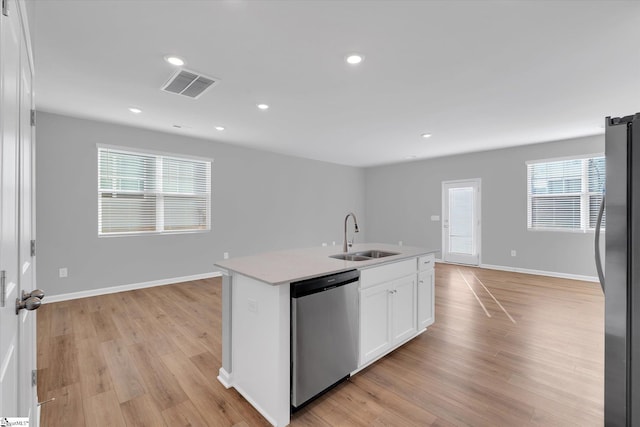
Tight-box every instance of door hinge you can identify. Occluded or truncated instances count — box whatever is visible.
[31,240,36,257]
[2,0,8,17]
[0,270,5,307]
[32,370,37,386]
[30,110,36,126]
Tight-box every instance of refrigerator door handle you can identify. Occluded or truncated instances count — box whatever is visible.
[595,193,605,293]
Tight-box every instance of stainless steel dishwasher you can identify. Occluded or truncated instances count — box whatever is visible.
[291,269,359,410]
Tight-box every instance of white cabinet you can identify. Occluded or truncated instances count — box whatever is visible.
[359,273,417,366]
[357,254,435,368]
[417,254,435,330]
[360,281,393,364]
[418,254,435,271]
[392,275,417,342]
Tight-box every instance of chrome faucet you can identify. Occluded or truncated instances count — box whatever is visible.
[343,212,360,253]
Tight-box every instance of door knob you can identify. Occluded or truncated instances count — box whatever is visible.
[16,296,41,315]
[22,289,45,300]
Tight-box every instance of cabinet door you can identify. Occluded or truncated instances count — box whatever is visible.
[391,275,417,344]
[418,270,435,329]
[359,282,392,365]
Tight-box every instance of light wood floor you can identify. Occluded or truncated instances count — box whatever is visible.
[37,263,604,426]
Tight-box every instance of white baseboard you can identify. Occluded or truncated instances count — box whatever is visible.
[44,271,223,303]
[434,258,598,282]
[478,263,598,283]
[217,368,233,389]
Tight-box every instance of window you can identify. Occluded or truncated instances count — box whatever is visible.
[527,155,605,232]
[98,146,211,236]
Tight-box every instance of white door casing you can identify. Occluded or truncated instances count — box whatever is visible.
[442,179,481,265]
[0,0,22,417]
[18,19,36,420]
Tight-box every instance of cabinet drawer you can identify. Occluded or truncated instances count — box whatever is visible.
[418,254,435,271]
[360,258,416,289]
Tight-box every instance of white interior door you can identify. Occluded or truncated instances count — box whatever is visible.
[18,24,37,421]
[0,0,22,417]
[442,179,481,265]
[1,0,38,422]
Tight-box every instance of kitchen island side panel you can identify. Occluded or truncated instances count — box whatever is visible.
[231,274,291,427]
[218,272,232,385]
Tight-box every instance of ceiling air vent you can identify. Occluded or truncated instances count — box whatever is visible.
[161,69,219,99]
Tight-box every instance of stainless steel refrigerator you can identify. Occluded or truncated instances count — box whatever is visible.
[596,112,640,426]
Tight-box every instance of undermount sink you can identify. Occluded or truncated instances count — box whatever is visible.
[329,254,372,261]
[329,249,400,262]
[353,250,399,259]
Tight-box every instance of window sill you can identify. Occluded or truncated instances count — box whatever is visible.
[527,227,604,234]
[98,229,211,238]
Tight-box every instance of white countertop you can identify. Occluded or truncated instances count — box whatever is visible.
[214,243,436,285]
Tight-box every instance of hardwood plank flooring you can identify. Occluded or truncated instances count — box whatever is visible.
[101,339,147,403]
[38,263,603,426]
[82,390,126,427]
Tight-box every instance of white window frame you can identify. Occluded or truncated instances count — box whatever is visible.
[526,153,605,233]
[97,144,212,237]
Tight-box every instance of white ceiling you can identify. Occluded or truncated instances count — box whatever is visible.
[30,0,640,167]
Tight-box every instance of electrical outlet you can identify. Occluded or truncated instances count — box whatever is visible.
[430,215,440,221]
[398,241,403,246]
[332,241,336,246]
[223,252,229,259]
[321,242,327,247]
[59,267,68,278]
[247,298,258,313]
[511,250,517,257]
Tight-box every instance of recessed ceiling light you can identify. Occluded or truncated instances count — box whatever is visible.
[421,133,432,139]
[164,55,185,66]
[257,103,269,110]
[128,107,142,114]
[346,54,364,65]
[215,126,225,131]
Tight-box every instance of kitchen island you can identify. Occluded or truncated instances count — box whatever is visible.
[214,243,436,427]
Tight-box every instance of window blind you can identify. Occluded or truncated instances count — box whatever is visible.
[527,155,605,231]
[98,147,211,235]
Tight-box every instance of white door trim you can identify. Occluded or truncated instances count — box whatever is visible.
[441,178,481,266]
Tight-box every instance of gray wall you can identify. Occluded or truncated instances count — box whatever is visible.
[37,111,603,297]
[364,134,604,278]
[36,112,365,296]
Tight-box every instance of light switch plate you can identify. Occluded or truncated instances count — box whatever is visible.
[431,215,440,221]
[59,267,68,278]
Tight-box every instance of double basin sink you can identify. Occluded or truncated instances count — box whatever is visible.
[329,250,399,262]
